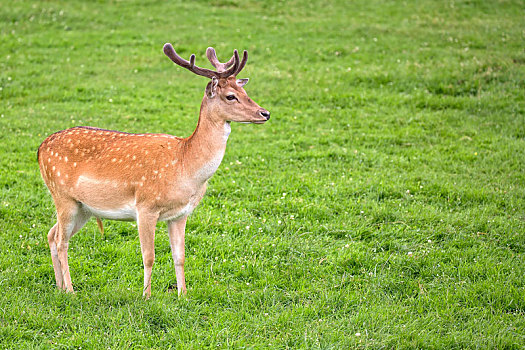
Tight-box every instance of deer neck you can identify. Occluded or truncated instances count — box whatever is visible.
[182,100,231,183]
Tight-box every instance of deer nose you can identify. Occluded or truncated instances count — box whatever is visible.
[259,109,270,120]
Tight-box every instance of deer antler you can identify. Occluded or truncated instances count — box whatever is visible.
[206,47,248,76]
[206,47,235,72]
[163,43,242,79]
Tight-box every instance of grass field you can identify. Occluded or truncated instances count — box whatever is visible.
[1,0,524,348]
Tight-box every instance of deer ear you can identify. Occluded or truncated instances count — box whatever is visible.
[236,78,249,87]
[206,76,219,98]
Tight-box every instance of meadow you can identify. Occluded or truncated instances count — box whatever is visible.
[1,0,524,348]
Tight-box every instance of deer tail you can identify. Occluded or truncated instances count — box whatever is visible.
[96,218,104,236]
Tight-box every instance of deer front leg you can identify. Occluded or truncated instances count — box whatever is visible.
[168,217,188,296]
[137,211,158,299]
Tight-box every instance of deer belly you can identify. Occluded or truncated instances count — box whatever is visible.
[82,202,137,221]
[74,175,137,220]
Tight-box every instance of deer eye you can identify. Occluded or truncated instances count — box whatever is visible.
[226,94,237,101]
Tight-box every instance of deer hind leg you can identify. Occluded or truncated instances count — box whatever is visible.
[168,217,188,296]
[47,223,63,288]
[53,201,91,292]
[137,211,158,299]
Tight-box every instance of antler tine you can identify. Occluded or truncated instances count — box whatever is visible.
[235,50,248,76]
[224,49,240,78]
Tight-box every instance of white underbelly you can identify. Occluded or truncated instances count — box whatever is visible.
[82,202,137,221]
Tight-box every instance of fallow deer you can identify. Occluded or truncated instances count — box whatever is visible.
[37,43,270,297]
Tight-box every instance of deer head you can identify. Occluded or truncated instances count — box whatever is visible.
[163,43,270,124]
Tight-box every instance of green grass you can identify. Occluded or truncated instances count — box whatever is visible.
[1,0,524,348]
